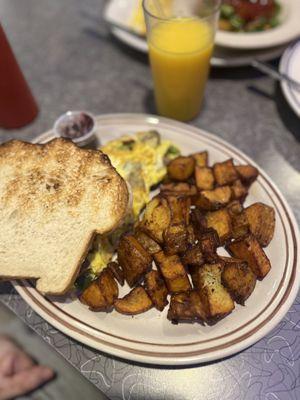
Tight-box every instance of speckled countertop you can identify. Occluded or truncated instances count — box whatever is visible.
[0,0,299,399]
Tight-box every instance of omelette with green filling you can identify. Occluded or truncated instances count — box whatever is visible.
[75,130,180,290]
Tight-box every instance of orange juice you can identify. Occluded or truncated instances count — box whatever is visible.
[148,18,214,121]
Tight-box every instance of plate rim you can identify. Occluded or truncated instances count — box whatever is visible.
[13,113,300,366]
[279,41,300,118]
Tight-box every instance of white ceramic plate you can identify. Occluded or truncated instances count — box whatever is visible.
[216,0,300,50]
[103,0,287,66]
[279,40,300,118]
[13,113,300,366]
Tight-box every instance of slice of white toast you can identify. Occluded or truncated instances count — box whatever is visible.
[0,138,129,295]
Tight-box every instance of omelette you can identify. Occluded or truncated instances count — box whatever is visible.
[78,130,179,287]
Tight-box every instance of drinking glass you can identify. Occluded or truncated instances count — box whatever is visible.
[143,0,220,121]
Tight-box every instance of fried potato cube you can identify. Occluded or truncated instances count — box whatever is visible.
[236,165,258,186]
[114,287,153,315]
[221,257,256,305]
[226,201,249,239]
[79,281,107,311]
[190,208,208,236]
[198,229,220,260]
[181,242,204,270]
[160,182,197,197]
[167,290,207,323]
[206,209,232,244]
[231,179,248,202]
[231,212,249,240]
[194,186,232,210]
[98,269,119,305]
[145,270,168,311]
[186,224,196,246]
[213,159,238,186]
[140,196,171,243]
[192,151,208,167]
[80,269,118,311]
[163,223,189,255]
[244,202,275,247]
[226,235,271,279]
[118,235,152,287]
[134,230,161,255]
[167,156,195,181]
[154,251,191,293]
[227,200,244,216]
[166,195,191,225]
[107,261,125,286]
[195,166,215,190]
[194,263,235,319]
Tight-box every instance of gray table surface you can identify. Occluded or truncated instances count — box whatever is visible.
[0,0,300,399]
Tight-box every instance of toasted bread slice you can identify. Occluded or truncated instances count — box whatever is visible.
[0,138,129,295]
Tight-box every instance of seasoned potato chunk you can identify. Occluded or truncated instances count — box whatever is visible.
[134,230,161,255]
[194,186,232,210]
[160,182,197,197]
[226,235,271,279]
[226,201,249,239]
[231,179,248,202]
[227,200,243,216]
[145,270,168,311]
[213,159,238,186]
[181,242,204,269]
[167,291,207,323]
[236,165,258,186]
[114,287,153,315]
[98,269,119,305]
[118,235,152,287]
[231,212,249,240]
[190,208,207,237]
[186,224,196,246]
[194,263,235,319]
[140,196,171,243]
[154,251,191,293]
[192,151,208,167]
[198,229,220,260]
[107,261,124,286]
[80,281,107,311]
[167,156,195,181]
[221,257,256,305]
[162,196,191,255]
[163,223,189,255]
[244,202,275,247]
[166,196,191,225]
[80,269,118,311]
[195,166,214,190]
[206,209,232,244]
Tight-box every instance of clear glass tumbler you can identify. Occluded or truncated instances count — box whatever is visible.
[143,0,220,121]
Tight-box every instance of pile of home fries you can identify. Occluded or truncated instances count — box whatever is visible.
[80,151,275,325]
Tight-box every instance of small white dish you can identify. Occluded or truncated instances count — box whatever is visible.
[279,40,300,118]
[53,110,96,146]
[215,0,300,50]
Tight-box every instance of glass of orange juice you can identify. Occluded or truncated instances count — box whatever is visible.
[143,0,220,121]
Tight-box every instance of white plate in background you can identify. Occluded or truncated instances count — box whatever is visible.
[280,41,300,118]
[13,113,300,366]
[104,0,287,66]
